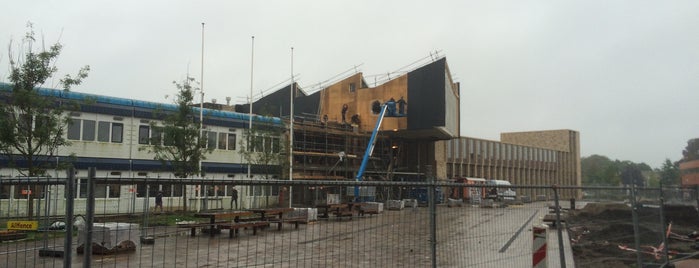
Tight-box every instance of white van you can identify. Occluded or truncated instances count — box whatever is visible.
[486,180,516,201]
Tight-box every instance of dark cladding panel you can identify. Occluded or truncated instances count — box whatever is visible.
[245,84,319,118]
[407,58,446,131]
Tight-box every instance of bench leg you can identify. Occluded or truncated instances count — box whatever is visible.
[294,222,299,229]
[277,222,283,231]
[190,228,196,237]
[252,227,257,235]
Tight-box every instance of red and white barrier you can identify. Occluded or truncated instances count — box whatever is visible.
[533,226,547,268]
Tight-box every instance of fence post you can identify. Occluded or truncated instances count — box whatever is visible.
[552,185,566,268]
[64,167,75,268]
[630,183,643,267]
[658,183,669,265]
[532,226,547,268]
[84,167,96,265]
[427,167,437,268]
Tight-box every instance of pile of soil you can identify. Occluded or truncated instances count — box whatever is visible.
[566,202,699,267]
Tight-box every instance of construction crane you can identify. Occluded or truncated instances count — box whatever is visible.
[354,103,393,201]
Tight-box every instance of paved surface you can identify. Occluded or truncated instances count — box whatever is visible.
[0,202,577,267]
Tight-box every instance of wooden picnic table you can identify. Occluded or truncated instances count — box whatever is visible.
[248,208,294,221]
[249,208,301,231]
[194,210,254,237]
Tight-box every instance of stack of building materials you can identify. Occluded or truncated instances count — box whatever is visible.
[288,208,318,223]
[386,200,405,210]
[403,199,418,208]
[327,194,341,204]
[520,196,532,203]
[78,223,139,253]
[481,199,495,208]
[447,198,463,207]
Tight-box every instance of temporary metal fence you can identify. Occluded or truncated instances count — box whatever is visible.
[0,170,696,267]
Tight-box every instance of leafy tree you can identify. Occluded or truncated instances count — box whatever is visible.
[238,119,285,180]
[657,158,680,186]
[0,24,89,218]
[141,77,211,209]
[682,138,699,162]
[581,155,619,185]
[620,163,644,186]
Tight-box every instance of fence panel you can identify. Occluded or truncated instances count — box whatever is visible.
[1,177,694,267]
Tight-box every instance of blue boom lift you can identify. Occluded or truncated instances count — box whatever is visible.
[354,104,391,201]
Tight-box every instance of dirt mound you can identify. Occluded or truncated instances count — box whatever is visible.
[663,205,699,227]
[568,202,699,267]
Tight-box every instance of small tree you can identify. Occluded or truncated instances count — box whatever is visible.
[239,119,285,180]
[657,158,680,186]
[0,24,89,218]
[141,77,211,209]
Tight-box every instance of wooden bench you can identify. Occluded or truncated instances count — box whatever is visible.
[218,221,270,238]
[267,217,306,230]
[177,221,230,237]
[334,210,354,220]
[357,207,379,217]
[177,223,212,237]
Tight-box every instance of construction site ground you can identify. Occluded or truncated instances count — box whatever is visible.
[566,201,699,267]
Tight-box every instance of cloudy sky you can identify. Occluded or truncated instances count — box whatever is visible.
[1,1,698,168]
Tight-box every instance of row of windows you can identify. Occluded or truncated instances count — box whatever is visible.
[447,139,558,163]
[66,118,285,156]
[137,125,239,151]
[0,183,280,199]
[67,119,124,143]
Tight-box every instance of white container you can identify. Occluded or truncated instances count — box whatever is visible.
[386,200,405,210]
[361,202,384,213]
[402,199,418,208]
[289,208,318,222]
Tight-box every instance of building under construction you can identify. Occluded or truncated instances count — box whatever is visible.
[237,56,581,204]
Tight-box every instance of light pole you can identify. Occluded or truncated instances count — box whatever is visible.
[199,22,206,211]
[289,47,294,208]
[248,36,254,179]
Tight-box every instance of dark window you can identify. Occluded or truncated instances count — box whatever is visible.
[111,123,123,143]
[150,127,162,145]
[264,137,272,153]
[227,133,236,150]
[97,121,110,142]
[272,137,280,153]
[139,125,150,144]
[349,83,356,92]
[207,131,217,149]
[218,132,227,150]
[371,101,381,114]
[67,119,81,140]
[82,120,96,141]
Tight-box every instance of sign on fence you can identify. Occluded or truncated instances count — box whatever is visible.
[7,221,38,231]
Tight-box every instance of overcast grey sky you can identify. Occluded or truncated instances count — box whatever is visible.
[2,1,698,168]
